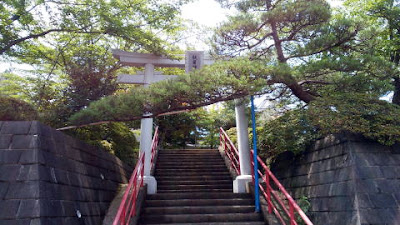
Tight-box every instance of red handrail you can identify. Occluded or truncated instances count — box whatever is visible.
[251,150,313,225]
[113,126,159,225]
[112,153,145,225]
[219,127,240,175]
[219,127,313,225]
[150,126,159,170]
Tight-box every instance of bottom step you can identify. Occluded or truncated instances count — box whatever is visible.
[141,222,265,225]
[140,213,263,224]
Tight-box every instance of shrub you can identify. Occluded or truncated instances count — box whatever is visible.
[0,96,38,121]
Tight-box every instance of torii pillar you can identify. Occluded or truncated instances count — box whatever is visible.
[113,50,184,194]
[233,97,253,193]
[113,50,213,194]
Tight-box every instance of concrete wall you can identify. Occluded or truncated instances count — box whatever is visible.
[270,133,400,225]
[0,121,131,225]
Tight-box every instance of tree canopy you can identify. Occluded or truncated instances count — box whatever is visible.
[0,0,188,164]
[0,0,185,56]
[67,0,392,126]
[2,0,400,158]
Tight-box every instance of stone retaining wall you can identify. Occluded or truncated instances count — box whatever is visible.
[271,133,400,225]
[0,121,131,225]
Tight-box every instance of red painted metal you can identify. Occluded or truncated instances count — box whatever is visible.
[113,127,159,225]
[219,127,313,225]
[112,153,145,225]
[250,150,313,225]
[219,127,240,175]
[150,126,159,170]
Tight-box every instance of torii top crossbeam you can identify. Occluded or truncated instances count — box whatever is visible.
[112,50,186,68]
[112,49,214,73]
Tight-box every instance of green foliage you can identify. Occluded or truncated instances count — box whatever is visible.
[260,110,319,159]
[0,0,186,56]
[157,103,237,149]
[296,196,312,225]
[69,58,269,125]
[195,106,233,148]
[308,94,400,145]
[260,94,400,160]
[158,113,197,148]
[66,122,139,167]
[343,0,400,104]
[0,96,38,121]
[0,73,32,102]
[1,0,188,129]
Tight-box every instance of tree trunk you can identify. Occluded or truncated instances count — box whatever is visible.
[392,77,400,105]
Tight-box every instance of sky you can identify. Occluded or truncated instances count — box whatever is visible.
[0,0,343,73]
[182,0,343,27]
[180,0,343,50]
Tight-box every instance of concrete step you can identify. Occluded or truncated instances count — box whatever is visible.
[139,212,263,224]
[158,183,232,190]
[140,222,265,225]
[157,157,222,161]
[146,192,252,200]
[145,198,255,207]
[158,188,233,193]
[158,151,220,154]
[156,160,225,165]
[156,164,227,170]
[155,170,231,176]
[157,180,232,185]
[143,205,256,215]
[155,174,231,178]
[156,175,232,181]
[158,149,218,153]
[157,154,221,158]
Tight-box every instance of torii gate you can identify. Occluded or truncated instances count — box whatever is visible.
[112,50,252,194]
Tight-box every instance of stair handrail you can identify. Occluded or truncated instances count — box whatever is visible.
[250,150,313,225]
[219,127,240,175]
[113,126,159,225]
[150,126,159,170]
[112,152,145,225]
[219,127,313,225]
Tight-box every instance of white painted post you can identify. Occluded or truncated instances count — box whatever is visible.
[141,63,157,194]
[233,98,253,193]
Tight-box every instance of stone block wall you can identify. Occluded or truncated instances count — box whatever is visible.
[270,133,400,225]
[0,121,132,225]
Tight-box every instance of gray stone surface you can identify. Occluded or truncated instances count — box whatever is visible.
[271,133,400,225]
[0,121,131,225]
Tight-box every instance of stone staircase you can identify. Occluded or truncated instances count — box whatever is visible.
[138,149,265,225]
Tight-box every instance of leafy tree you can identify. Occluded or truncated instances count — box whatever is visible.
[0,0,186,56]
[212,0,364,103]
[0,0,188,163]
[68,58,268,126]
[259,94,400,160]
[157,113,197,148]
[66,122,139,166]
[0,96,38,120]
[343,0,400,104]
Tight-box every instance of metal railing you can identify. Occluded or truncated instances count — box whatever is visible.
[219,127,313,225]
[219,127,240,175]
[113,126,159,225]
[112,153,145,225]
[250,150,313,225]
[150,126,159,171]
